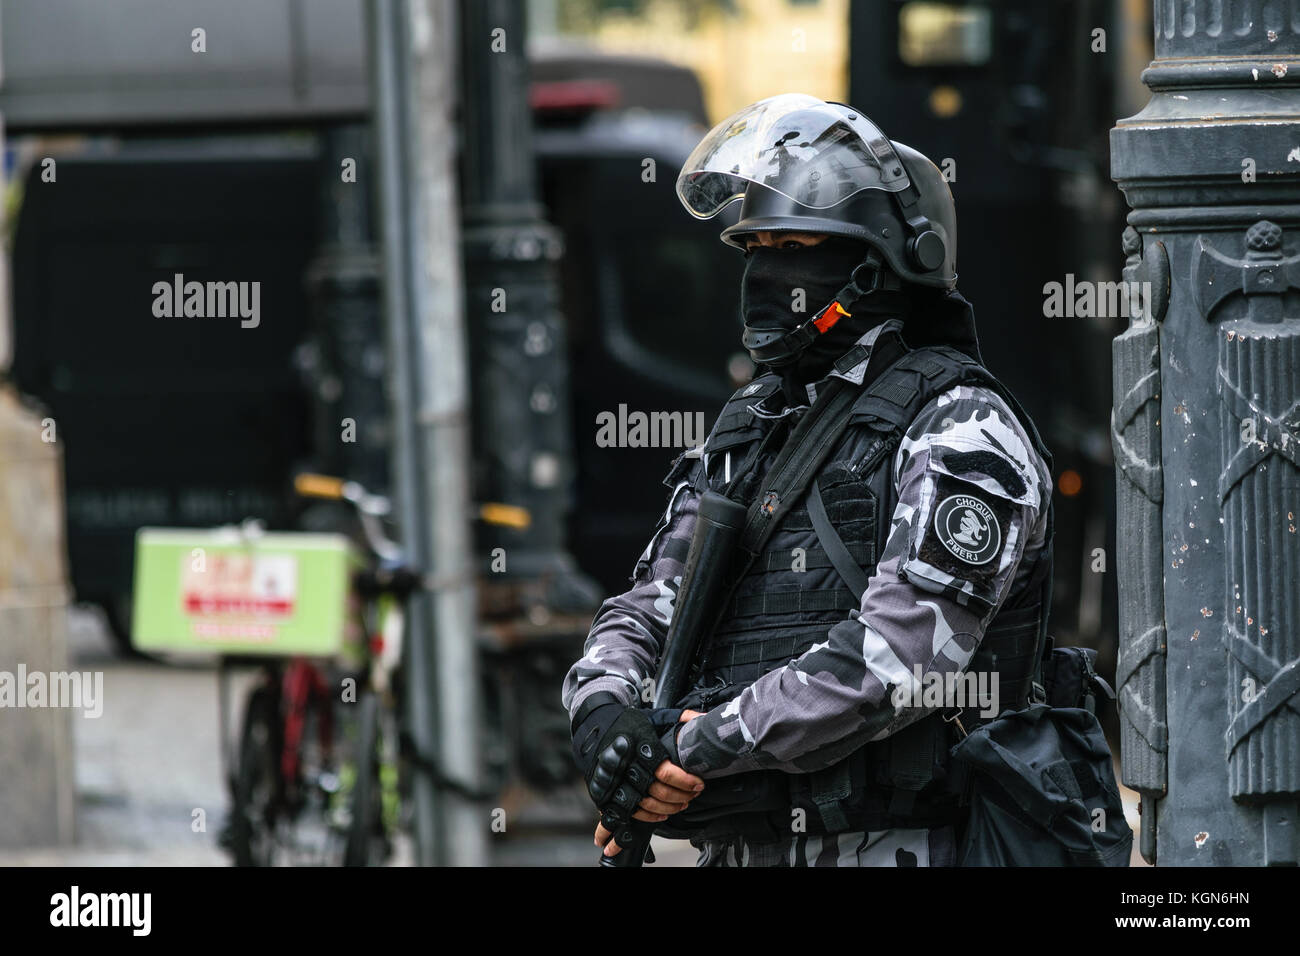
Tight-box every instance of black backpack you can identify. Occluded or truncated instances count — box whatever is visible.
[948,646,1133,866]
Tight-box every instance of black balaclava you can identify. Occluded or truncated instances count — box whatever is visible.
[741,236,907,397]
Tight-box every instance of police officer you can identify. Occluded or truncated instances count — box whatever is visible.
[563,94,1053,866]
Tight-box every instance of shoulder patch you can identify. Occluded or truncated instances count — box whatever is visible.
[929,488,1003,567]
[911,472,1016,599]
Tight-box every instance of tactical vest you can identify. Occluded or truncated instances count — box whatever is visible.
[667,329,1054,842]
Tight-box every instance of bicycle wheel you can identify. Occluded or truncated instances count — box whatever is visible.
[225,684,282,867]
[343,689,383,866]
[281,664,347,866]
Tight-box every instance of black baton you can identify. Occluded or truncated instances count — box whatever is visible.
[600,490,748,867]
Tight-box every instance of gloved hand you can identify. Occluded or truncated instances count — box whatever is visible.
[571,693,683,842]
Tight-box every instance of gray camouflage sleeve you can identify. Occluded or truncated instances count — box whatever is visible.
[675,384,1050,778]
[561,454,702,720]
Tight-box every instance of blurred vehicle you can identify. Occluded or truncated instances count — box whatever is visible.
[2,14,741,856]
[6,47,742,652]
[534,74,746,596]
[851,0,1129,698]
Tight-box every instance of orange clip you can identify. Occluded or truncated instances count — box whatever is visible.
[813,301,850,333]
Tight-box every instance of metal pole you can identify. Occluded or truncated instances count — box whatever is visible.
[368,0,486,867]
[406,0,488,869]
[366,0,440,866]
[1111,4,1300,867]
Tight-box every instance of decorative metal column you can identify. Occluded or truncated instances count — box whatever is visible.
[455,0,602,856]
[304,124,390,494]
[457,0,595,607]
[1111,0,1300,866]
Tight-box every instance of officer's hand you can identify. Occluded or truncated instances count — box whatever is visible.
[596,710,704,858]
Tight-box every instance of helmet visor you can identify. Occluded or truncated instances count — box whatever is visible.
[676,93,910,219]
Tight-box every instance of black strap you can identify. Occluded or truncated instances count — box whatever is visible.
[806,476,871,601]
[811,759,853,833]
[737,376,861,558]
[692,376,868,685]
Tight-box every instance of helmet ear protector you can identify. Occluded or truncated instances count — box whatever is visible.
[835,105,946,276]
[896,181,947,274]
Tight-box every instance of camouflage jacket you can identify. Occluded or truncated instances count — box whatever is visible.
[561,319,1052,780]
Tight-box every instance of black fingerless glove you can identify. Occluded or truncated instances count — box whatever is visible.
[572,694,621,768]
[570,693,674,844]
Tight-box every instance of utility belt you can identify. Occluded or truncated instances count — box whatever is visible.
[663,600,1046,843]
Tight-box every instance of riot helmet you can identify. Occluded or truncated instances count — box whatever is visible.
[676,94,956,288]
[676,94,958,368]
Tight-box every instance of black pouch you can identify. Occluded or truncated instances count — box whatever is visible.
[1041,644,1116,712]
[949,699,1132,866]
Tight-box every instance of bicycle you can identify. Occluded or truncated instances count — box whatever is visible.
[219,474,417,867]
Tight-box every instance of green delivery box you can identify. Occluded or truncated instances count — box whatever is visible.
[131,527,362,658]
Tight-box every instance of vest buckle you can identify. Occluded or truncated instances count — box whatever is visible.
[698,675,730,711]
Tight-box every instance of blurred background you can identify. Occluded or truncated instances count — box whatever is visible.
[0,0,1147,865]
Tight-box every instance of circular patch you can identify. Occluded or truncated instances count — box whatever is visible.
[933,494,1001,566]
